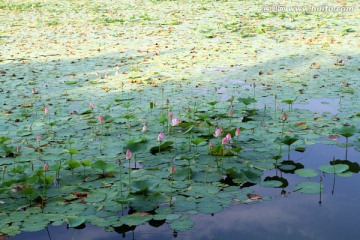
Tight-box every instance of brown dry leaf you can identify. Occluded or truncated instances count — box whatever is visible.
[329,135,339,140]
[102,86,110,92]
[73,192,89,198]
[310,62,320,69]
[314,117,323,121]
[247,194,262,200]
[0,234,9,240]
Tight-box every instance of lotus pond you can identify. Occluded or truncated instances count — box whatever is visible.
[0,0,359,239]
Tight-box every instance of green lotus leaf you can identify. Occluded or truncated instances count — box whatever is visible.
[81,159,92,167]
[319,164,349,174]
[130,179,159,195]
[195,114,210,120]
[114,195,135,204]
[333,126,356,138]
[197,201,224,214]
[295,182,323,194]
[66,160,81,169]
[121,213,153,226]
[1,225,20,236]
[87,191,106,202]
[260,180,283,188]
[124,137,148,152]
[156,114,167,124]
[241,167,262,184]
[0,136,11,143]
[278,135,299,146]
[191,138,206,146]
[174,201,197,212]
[66,216,86,228]
[130,195,158,211]
[151,214,166,221]
[64,148,78,155]
[80,109,92,115]
[169,219,195,232]
[150,141,173,154]
[166,214,182,221]
[282,99,296,104]
[92,160,115,173]
[295,168,318,178]
[238,97,257,106]
[338,171,353,177]
[279,164,296,171]
[207,101,219,106]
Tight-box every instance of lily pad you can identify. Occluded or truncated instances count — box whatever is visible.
[295,182,323,194]
[319,164,349,174]
[169,219,195,232]
[295,169,318,178]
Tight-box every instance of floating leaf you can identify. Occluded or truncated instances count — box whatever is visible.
[169,219,195,231]
[241,167,262,184]
[197,201,223,214]
[319,164,349,174]
[66,216,86,228]
[121,213,152,226]
[295,168,318,178]
[260,180,283,188]
[295,182,323,194]
[191,138,206,146]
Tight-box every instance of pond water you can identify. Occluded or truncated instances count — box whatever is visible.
[9,143,360,240]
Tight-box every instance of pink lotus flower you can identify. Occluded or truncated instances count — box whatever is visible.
[209,142,214,150]
[44,108,49,114]
[125,149,132,160]
[98,116,104,123]
[226,133,232,141]
[229,108,233,117]
[36,136,41,141]
[170,166,176,174]
[213,128,221,138]
[171,118,180,127]
[235,128,240,136]
[16,146,21,153]
[168,112,173,119]
[89,102,94,109]
[142,124,148,133]
[31,88,36,94]
[43,162,49,171]
[187,106,191,112]
[222,137,229,145]
[281,112,287,121]
[157,132,164,142]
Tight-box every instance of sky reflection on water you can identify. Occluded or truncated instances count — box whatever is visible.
[10,144,360,240]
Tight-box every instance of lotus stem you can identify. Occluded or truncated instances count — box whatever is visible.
[128,159,131,192]
[119,160,123,196]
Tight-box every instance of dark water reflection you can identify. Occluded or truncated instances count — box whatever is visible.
[9,144,360,240]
